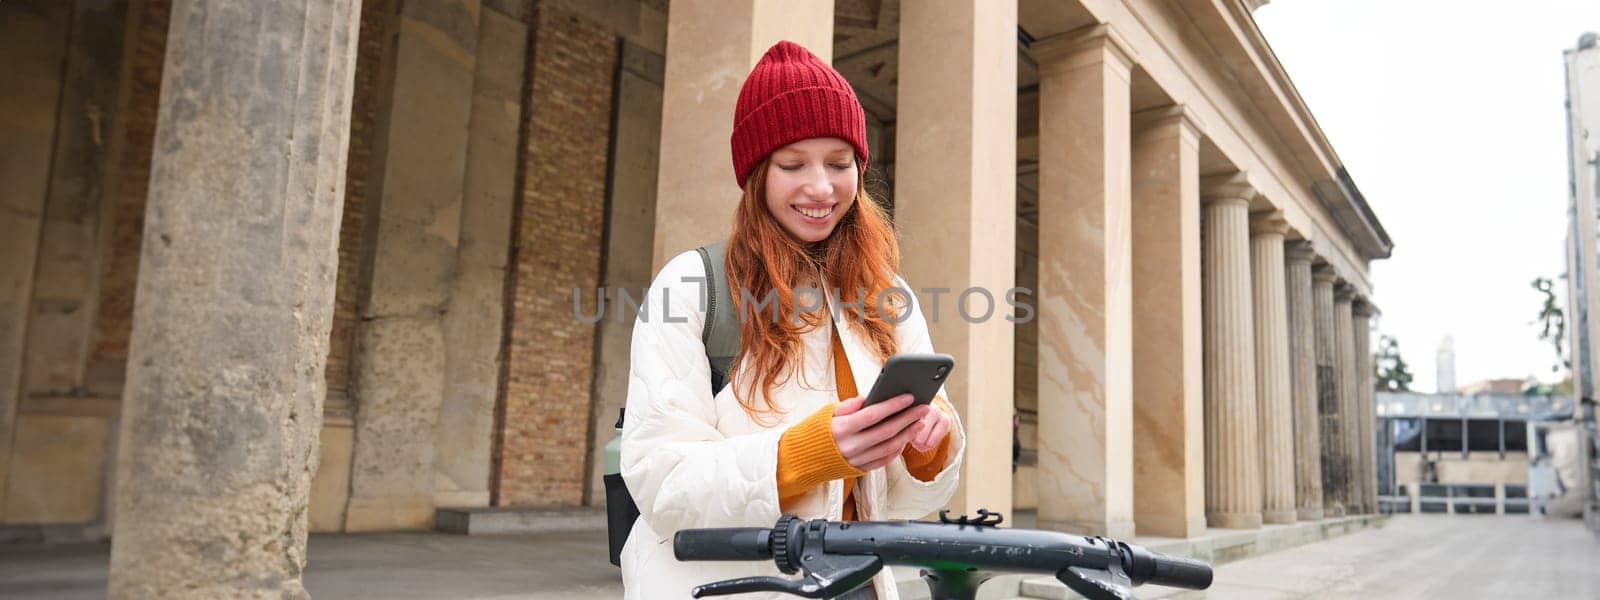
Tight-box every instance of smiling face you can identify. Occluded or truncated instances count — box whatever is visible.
[762,138,859,244]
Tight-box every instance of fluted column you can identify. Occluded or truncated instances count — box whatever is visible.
[1369,305,1382,512]
[1285,242,1323,521]
[1032,24,1135,538]
[1352,301,1376,514]
[1313,266,1344,517]
[1201,175,1262,530]
[1130,106,1205,538]
[1249,213,1296,524]
[1334,285,1357,514]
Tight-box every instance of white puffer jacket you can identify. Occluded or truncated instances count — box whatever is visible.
[620,250,965,600]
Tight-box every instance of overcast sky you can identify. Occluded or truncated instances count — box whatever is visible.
[1253,0,1600,392]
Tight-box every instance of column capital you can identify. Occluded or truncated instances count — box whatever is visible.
[1334,284,1355,304]
[1132,104,1205,137]
[1312,264,1339,285]
[1202,173,1256,205]
[1249,211,1290,237]
[1032,23,1136,75]
[1285,240,1316,264]
[1353,299,1379,318]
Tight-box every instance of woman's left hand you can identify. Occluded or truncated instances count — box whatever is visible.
[909,399,952,452]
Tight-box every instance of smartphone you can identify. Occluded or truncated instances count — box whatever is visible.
[862,353,956,409]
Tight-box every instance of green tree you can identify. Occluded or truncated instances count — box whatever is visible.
[1531,276,1569,373]
[1373,334,1414,392]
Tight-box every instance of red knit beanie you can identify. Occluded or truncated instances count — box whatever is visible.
[731,40,869,187]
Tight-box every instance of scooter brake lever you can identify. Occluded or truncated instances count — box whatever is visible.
[1056,565,1137,600]
[690,554,883,598]
[691,575,810,598]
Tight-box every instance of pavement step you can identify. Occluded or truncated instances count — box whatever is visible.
[433,506,606,535]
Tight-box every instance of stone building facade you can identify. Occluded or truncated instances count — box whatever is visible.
[1,0,1390,591]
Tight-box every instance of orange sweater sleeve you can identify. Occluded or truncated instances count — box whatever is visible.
[777,404,864,510]
[901,396,953,482]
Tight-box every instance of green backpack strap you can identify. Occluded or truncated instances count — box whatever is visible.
[695,241,740,395]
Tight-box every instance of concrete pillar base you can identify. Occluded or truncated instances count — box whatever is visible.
[1207,511,1263,530]
[344,496,435,532]
[1325,504,1346,518]
[1135,515,1207,539]
[1040,518,1136,540]
[1263,509,1297,524]
[1297,506,1325,521]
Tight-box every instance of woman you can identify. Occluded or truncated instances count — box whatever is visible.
[620,40,964,600]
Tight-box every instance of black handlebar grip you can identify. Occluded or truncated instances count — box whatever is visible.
[1148,553,1213,590]
[673,528,773,562]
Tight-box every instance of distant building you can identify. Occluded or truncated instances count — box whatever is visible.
[1457,377,1534,396]
[1375,392,1577,515]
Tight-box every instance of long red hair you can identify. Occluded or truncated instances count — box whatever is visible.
[724,159,905,421]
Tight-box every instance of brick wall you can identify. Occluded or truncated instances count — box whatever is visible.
[86,0,169,395]
[496,4,617,506]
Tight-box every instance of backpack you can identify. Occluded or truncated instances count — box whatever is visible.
[605,241,740,566]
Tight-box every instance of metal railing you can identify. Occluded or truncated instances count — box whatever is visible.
[1380,482,1528,515]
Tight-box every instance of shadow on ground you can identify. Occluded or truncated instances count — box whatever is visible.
[3,516,1596,599]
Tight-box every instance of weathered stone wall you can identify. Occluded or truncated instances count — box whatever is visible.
[2,0,672,534]
[86,0,169,400]
[3,0,130,533]
[584,41,663,505]
[497,3,617,506]
[0,0,72,524]
[22,0,129,400]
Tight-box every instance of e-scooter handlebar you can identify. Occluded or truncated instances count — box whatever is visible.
[1118,540,1214,590]
[672,527,774,562]
[673,512,1212,600]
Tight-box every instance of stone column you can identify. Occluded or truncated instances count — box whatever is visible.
[106,0,359,596]
[1333,285,1357,514]
[1364,306,1381,513]
[433,5,528,509]
[1130,106,1205,538]
[1030,25,1134,538]
[1201,175,1262,530]
[1352,300,1375,514]
[651,0,834,270]
[1249,213,1296,524]
[1313,266,1344,517]
[1285,242,1324,521]
[586,42,665,505]
[897,0,1017,517]
[347,0,481,530]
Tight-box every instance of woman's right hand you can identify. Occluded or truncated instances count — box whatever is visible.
[831,394,931,471]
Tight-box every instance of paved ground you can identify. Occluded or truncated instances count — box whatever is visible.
[1148,515,1600,600]
[2,515,1595,599]
[0,530,623,600]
